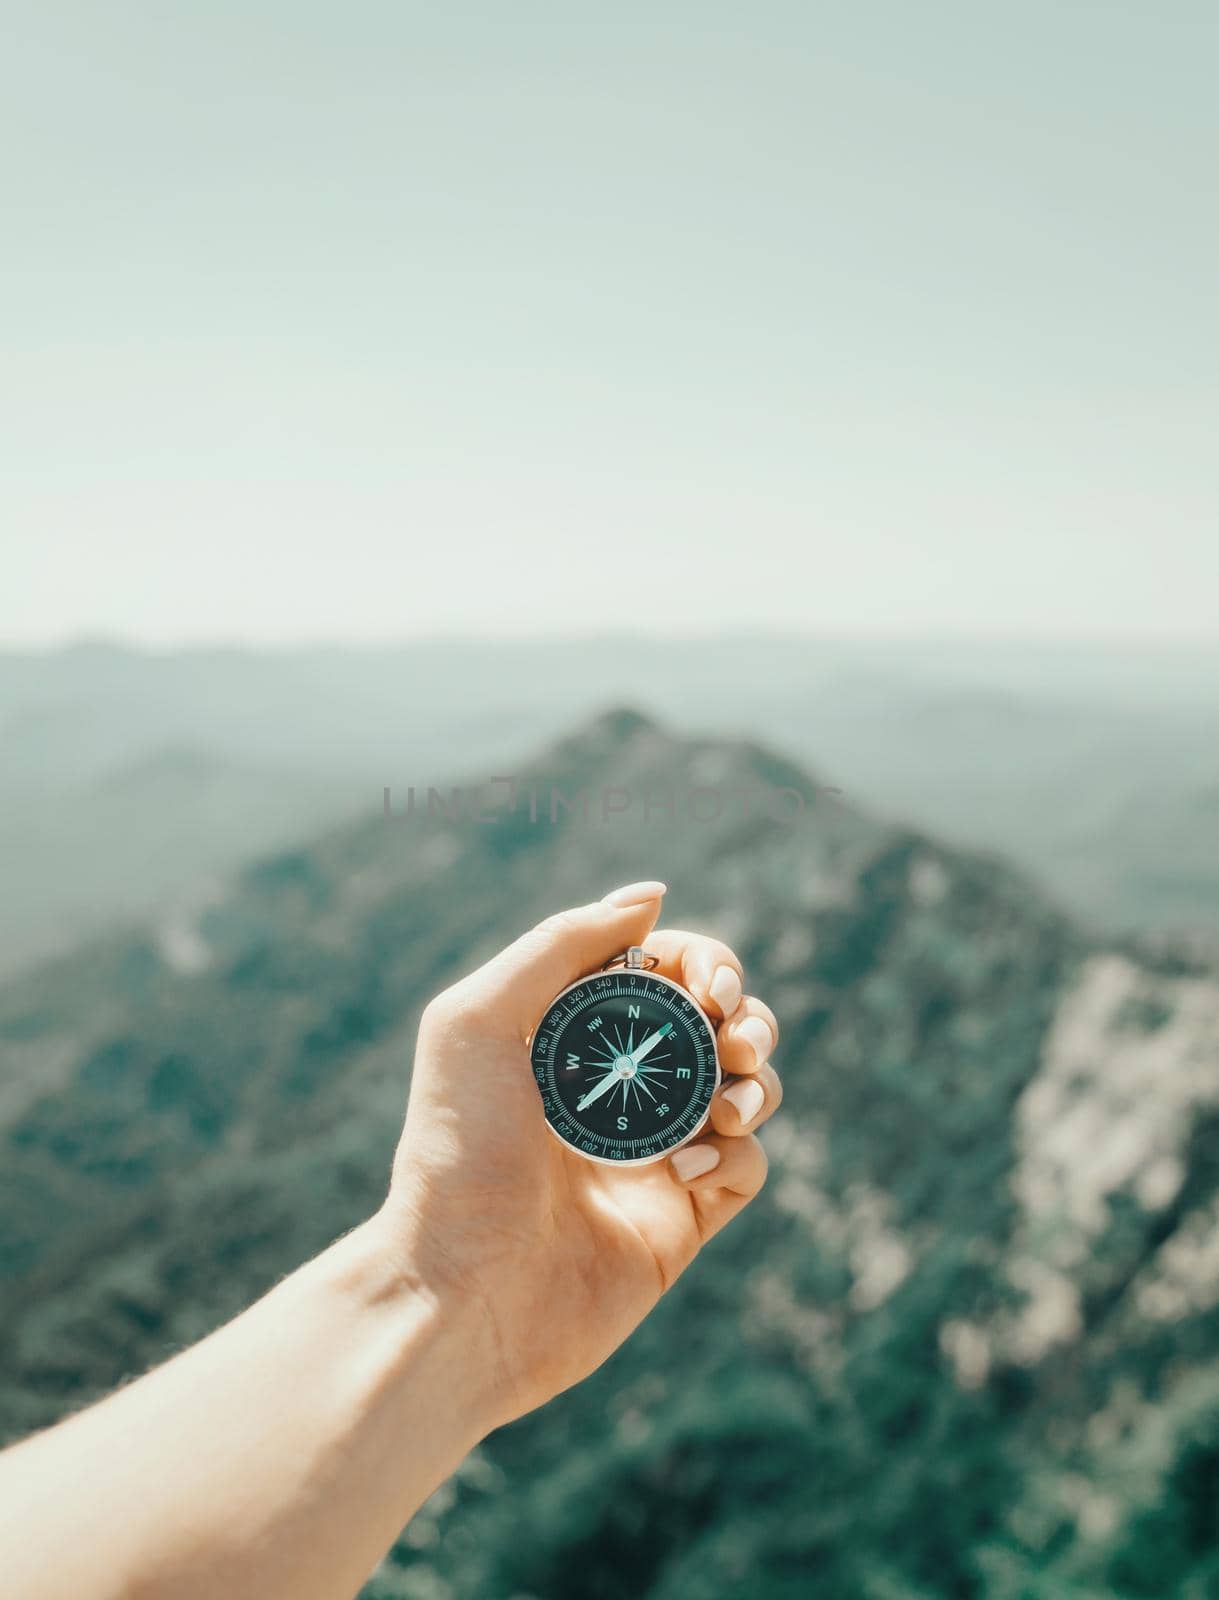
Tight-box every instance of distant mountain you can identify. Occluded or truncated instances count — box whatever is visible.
[0,740,357,978]
[1,639,1218,983]
[2,710,1218,1599]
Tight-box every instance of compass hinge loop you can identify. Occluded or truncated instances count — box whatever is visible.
[602,945,660,972]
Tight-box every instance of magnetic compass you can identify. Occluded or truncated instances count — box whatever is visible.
[529,946,720,1166]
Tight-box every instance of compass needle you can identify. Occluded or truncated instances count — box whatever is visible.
[575,1068,621,1113]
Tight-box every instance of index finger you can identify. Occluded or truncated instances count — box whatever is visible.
[639,927,745,1023]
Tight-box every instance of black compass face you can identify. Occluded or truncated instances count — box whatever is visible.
[530,968,719,1165]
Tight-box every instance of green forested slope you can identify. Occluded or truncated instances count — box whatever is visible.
[2,710,1217,1598]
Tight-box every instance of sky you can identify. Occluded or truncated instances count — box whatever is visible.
[2,1,1216,646]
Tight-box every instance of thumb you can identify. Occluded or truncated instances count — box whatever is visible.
[464,881,667,1041]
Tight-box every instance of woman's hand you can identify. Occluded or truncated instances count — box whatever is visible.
[382,881,782,1426]
[0,880,779,1600]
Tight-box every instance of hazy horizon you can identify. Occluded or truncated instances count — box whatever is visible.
[6,624,1219,653]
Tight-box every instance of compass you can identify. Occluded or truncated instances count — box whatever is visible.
[529,946,721,1166]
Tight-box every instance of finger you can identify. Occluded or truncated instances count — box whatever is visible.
[641,928,744,1022]
[668,1132,768,1238]
[717,996,779,1076]
[458,881,667,1041]
[708,1060,782,1137]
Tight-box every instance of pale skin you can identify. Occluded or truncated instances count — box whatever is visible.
[0,881,782,1600]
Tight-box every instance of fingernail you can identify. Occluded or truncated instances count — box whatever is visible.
[671,1143,720,1181]
[708,964,742,1018]
[736,1016,774,1068]
[723,1078,765,1126]
[603,880,667,907]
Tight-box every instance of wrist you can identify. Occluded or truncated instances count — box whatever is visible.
[326,1208,512,1444]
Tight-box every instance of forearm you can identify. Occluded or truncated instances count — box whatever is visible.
[0,1212,499,1600]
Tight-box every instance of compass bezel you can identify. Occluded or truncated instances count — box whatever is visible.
[529,965,721,1167]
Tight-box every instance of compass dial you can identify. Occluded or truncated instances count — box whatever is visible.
[530,967,720,1165]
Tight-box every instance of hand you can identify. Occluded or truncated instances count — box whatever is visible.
[382,881,782,1429]
[0,880,783,1600]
